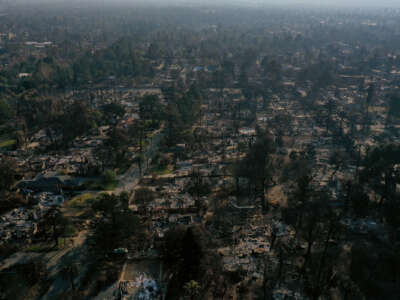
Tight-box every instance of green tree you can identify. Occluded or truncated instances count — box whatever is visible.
[101,103,125,122]
[183,280,201,300]
[0,157,17,191]
[388,93,400,119]
[360,144,400,210]
[21,260,48,285]
[102,169,117,185]
[0,99,12,124]
[39,207,69,247]
[236,135,275,211]
[91,193,141,252]
[139,95,162,123]
[92,193,119,225]
[61,264,79,291]
[164,103,184,147]
[134,187,155,206]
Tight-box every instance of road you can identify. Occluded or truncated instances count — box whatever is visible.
[0,126,164,300]
[115,128,164,196]
[93,129,165,300]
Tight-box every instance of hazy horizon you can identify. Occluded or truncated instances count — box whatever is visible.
[6,0,400,9]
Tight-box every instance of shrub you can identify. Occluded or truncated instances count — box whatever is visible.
[102,170,116,184]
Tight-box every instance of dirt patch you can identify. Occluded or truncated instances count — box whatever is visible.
[267,185,287,208]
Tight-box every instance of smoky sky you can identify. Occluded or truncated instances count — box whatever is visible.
[264,0,400,7]
[8,0,400,7]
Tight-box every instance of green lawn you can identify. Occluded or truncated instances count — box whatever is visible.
[67,193,96,208]
[0,139,15,148]
[25,241,59,252]
[102,180,119,191]
[25,237,74,252]
[151,164,174,175]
